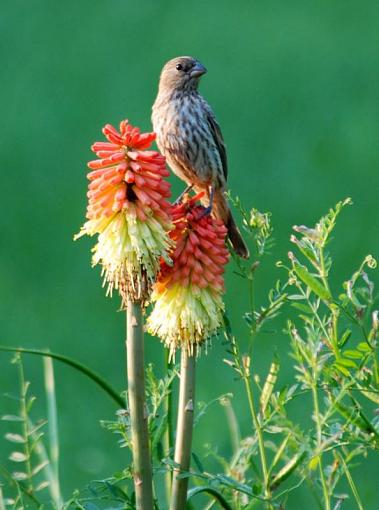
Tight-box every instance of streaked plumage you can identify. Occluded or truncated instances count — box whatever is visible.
[152,56,249,258]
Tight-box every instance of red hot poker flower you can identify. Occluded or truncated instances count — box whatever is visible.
[148,193,230,356]
[75,120,173,304]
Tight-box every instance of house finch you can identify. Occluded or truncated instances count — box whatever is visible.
[152,56,249,259]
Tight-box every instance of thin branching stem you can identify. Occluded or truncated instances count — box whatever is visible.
[244,276,273,509]
[243,374,273,509]
[336,452,364,510]
[319,248,330,295]
[311,382,330,510]
[126,301,154,510]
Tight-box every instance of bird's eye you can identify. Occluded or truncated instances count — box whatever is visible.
[176,64,183,71]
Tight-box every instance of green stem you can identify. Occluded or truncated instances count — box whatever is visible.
[163,349,173,505]
[337,452,363,510]
[319,248,330,295]
[243,375,273,509]
[43,357,64,508]
[126,301,154,510]
[170,349,196,510]
[311,383,330,510]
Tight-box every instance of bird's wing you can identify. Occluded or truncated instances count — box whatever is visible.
[164,132,192,167]
[206,112,228,181]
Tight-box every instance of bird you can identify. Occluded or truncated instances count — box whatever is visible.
[152,56,249,259]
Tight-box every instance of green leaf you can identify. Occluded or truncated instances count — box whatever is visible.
[32,460,49,476]
[356,385,379,404]
[260,359,280,416]
[343,350,363,360]
[336,358,357,369]
[83,503,100,510]
[339,330,352,347]
[290,302,313,314]
[293,263,331,301]
[11,472,28,481]
[28,420,47,436]
[187,486,233,509]
[335,402,377,436]
[270,450,306,489]
[35,481,49,492]
[334,364,350,377]
[357,342,371,353]
[287,294,306,300]
[192,452,204,473]
[9,451,28,462]
[1,415,23,422]
[4,433,25,443]
[104,481,129,500]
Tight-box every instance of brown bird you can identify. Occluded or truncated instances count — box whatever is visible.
[152,56,249,259]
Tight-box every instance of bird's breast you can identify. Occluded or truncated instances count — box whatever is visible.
[152,92,224,187]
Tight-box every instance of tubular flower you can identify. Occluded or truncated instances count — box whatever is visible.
[147,194,230,356]
[75,120,173,304]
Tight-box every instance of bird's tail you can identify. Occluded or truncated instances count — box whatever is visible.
[213,189,250,259]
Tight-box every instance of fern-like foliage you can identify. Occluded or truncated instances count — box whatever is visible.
[1,355,62,509]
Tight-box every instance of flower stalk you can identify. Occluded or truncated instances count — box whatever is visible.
[170,348,196,510]
[126,301,154,510]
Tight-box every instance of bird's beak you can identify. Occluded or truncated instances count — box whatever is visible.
[190,62,207,78]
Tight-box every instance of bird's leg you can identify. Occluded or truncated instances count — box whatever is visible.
[174,184,193,205]
[196,185,214,219]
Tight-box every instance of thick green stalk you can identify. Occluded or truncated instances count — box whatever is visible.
[170,349,196,510]
[126,301,154,510]
[163,349,174,505]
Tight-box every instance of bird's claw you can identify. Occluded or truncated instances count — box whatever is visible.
[196,205,212,221]
[174,185,194,205]
[173,195,184,205]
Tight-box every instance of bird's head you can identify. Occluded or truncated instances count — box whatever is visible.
[158,56,207,93]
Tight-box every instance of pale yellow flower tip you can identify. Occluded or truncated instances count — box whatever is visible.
[147,282,225,358]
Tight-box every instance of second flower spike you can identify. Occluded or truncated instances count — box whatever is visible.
[148,194,230,357]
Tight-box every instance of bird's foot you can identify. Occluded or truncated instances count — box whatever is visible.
[196,205,212,221]
[174,185,193,205]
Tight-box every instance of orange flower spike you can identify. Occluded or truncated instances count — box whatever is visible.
[75,119,174,304]
[147,193,230,356]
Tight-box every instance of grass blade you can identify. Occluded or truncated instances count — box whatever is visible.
[0,345,124,408]
[187,486,233,510]
[43,357,63,508]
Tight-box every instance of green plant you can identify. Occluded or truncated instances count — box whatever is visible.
[1,198,377,509]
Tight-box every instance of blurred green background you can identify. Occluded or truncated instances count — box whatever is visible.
[1,0,378,508]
